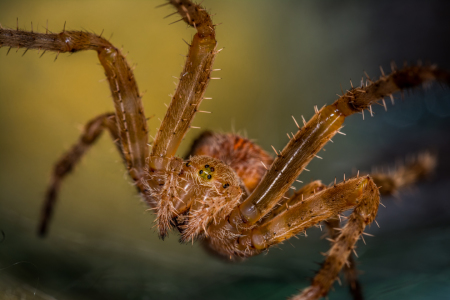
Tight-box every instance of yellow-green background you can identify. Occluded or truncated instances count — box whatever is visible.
[1,1,450,299]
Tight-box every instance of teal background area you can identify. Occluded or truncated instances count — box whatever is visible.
[1,1,450,299]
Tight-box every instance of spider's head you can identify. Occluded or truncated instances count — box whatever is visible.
[180,155,243,242]
[185,155,240,195]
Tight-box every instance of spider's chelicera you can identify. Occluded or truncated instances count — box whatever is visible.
[0,1,448,299]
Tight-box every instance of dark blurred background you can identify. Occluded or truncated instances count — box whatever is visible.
[1,1,450,299]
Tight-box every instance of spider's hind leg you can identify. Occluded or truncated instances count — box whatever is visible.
[205,176,379,299]
[39,112,120,236]
[325,218,363,300]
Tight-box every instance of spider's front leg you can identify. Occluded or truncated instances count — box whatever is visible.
[142,1,242,239]
[200,64,449,298]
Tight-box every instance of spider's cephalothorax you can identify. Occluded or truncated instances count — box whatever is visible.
[0,0,448,299]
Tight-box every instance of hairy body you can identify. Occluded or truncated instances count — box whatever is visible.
[0,0,450,300]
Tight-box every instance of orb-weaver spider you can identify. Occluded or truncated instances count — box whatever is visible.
[0,0,450,300]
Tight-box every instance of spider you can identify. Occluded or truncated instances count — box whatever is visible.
[1,1,450,300]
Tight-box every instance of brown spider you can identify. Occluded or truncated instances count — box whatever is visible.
[1,1,450,299]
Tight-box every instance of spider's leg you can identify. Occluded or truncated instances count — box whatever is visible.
[150,1,217,159]
[137,0,222,238]
[227,65,450,233]
[39,113,121,236]
[370,151,436,196]
[237,176,379,300]
[0,25,149,183]
[325,218,363,300]
[267,180,327,222]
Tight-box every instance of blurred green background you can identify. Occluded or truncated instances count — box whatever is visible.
[1,1,450,299]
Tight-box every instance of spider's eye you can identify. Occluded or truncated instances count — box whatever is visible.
[205,164,209,168]
[223,183,230,189]
[199,170,203,174]
[210,167,215,172]
[207,174,212,179]
[186,162,191,167]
